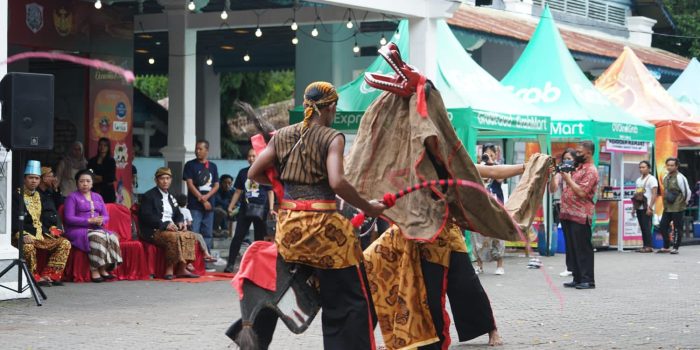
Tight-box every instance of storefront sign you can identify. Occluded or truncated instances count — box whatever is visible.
[551,121,585,136]
[474,110,549,132]
[606,139,647,154]
[622,200,642,240]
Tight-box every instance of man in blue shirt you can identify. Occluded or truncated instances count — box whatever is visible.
[182,140,219,250]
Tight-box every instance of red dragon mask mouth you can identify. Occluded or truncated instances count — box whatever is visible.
[364,43,426,97]
[364,43,431,117]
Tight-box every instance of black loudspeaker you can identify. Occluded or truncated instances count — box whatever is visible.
[0,72,54,151]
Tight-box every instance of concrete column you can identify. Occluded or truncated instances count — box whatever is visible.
[409,17,439,79]
[627,16,657,47]
[196,62,221,159]
[0,1,28,301]
[158,5,197,194]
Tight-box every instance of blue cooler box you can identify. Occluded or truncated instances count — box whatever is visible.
[694,222,700,238]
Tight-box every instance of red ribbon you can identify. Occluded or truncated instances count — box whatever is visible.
[250,133,284,201]
[415,75,428,118]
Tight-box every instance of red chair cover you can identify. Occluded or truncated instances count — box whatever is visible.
[105,203,133,242]
[142,241,206,278]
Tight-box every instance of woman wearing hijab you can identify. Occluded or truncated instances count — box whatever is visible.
[56,141,88,195]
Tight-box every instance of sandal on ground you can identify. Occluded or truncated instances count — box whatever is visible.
[656,248,670,253]
[204,256,218,262]
[37,278,52,287]
[101,274,116,280]
[176,273,200,278]
[163,274,174,280]
[91,277,104,283]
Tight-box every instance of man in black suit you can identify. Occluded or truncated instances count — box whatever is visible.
[139,167,199,279]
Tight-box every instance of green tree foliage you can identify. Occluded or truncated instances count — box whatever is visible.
[220,70,295,159]
[655,0,700,58]
[134,75,168,102]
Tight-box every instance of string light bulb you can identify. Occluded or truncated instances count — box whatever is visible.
[291,21,298,31]
[148,57,155,65]
[379,34,387,46]
[255,27,262,38]
[311,26,319,37]
[94,0,102,9]
[187,0,195,11]
[220,10,228,20]
[353,34,360,53]
[346,16,353,29]
[243,53,250,62]
[292,36,299,45]
[206,57,213,66]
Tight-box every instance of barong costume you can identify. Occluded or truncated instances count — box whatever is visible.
[348,43,551,349]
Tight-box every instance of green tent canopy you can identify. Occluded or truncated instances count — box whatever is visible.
[500,6,655,143]
[432,20,551,158]
[291,19,552,158]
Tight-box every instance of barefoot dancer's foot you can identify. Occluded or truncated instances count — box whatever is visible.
[488,329,503,346]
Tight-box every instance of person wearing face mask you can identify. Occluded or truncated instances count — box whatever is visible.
[560,141,599,290]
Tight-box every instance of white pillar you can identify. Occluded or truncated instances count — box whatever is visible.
[409,17,439,79]
[196,62,221,159]
[0,1,28,301]
[627,16,657,47]
[158,4,197,194]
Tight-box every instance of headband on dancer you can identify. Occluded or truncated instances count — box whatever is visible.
[302,82,338,130]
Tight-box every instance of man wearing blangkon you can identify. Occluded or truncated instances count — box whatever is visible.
[560,141,599,290]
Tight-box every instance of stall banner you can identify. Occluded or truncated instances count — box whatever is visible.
[622,200,642,240]
[606,139,647,154]
[89,54,134,208]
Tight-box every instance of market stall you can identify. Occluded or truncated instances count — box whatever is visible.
[595,47,700,240]
[501,6,656,250]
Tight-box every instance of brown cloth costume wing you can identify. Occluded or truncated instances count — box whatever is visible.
[346,89,534,242]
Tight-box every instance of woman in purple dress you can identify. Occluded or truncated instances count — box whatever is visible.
[63,169,122,282]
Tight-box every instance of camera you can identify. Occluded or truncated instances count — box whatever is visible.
[556,159,576,173]
[481,154,490,163]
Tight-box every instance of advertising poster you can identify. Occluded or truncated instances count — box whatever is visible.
[89,54,134,208]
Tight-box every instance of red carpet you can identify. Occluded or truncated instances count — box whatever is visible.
[158,272,235,283]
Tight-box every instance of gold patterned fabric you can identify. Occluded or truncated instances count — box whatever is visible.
[274,209,362,269]
[153,230,197,266]
[23,190,44,240]
[364,224,466,350]
[22,237,71,281]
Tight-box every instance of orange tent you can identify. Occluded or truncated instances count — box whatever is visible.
[595,46,699,213]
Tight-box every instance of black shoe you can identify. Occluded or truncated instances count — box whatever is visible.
[163,274,174,280]
[37,279,52,287]
[91,277,104,283]
[101,274,116,280]
[51,280,64,286]
[575,282,595,289]
[223,265,235,273]
[563,281,578,288]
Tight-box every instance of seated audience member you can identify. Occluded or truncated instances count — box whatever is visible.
[176,194,218,265]
[138,167,199,279]
[38,166,64,210]
[12,160,72,286]
[63,169,123,283]
[213,174,235,235]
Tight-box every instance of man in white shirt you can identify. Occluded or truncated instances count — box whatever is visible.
[632,160,658,253]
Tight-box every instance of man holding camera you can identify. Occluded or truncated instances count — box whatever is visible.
[560,141,599,290]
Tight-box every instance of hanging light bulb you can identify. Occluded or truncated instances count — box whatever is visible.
[394,29,400,40]
[292,36,299,45]
[353,42,360,54]
[206,57,213,66]
[255,27,262,38]
[311,26,319,37]
[220,10,228,20]
[243,53,250,62]
[379,34,387,46]
[94,0,102,9]
[291,21,298,31]
[346,16,353,29]
[148,57,155,65]
[187,0,195,11]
